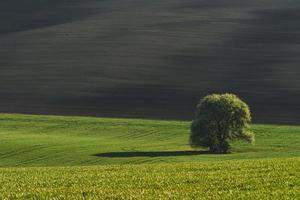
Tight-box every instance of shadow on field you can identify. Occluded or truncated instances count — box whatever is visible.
[93,150,210,158]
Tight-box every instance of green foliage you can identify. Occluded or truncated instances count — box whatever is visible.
[0,158,299,199]
[190,93,255,153]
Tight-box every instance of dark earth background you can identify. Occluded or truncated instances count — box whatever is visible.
[1,0,300,124]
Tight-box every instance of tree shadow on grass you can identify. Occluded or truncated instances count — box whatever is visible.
[93,150,211,158]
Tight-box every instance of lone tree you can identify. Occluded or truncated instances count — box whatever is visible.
[190,93,254,153]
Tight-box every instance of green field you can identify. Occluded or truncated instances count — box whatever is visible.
[1,158,299,199]
[1,113,300,167]
[0,113,299,199]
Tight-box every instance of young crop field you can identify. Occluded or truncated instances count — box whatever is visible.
[0,113,299,199]
[0,158,299,199]
[0,113,300,167]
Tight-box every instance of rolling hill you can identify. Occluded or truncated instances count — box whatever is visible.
[0,113,299,199]
[1,0,300,123]
[0,113,299,167]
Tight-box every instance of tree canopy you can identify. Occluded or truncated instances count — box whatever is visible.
[190,93,254,153]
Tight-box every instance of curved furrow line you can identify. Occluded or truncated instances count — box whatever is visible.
[0,145,51,160]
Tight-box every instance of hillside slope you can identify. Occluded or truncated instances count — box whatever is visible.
[1,0,300,123]
[0,114,299,167]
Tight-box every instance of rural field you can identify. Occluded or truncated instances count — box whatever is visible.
[0,0,300,123]
[1,0,300,199]
[0,113,299,199]
[1,159,299,199]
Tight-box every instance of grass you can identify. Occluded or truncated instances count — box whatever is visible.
[0,113,299,199]
[0,158,299,199]
[0,113,300,167]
